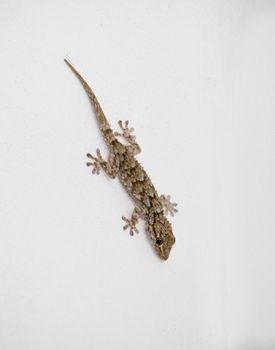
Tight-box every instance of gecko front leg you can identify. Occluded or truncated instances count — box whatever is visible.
[86,149,119,178]
[122,207,144,236]
[114,120,141,155]
[160,195,178,217]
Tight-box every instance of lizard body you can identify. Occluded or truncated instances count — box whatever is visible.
[64,59,177,260]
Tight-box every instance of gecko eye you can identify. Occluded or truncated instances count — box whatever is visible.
[156,239,163,246]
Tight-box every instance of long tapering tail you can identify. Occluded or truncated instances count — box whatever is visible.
[64,59,115,146]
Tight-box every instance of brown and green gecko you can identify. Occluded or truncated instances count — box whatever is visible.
[64,59,177,260]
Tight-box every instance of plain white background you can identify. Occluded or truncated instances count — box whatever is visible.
[0,1,275,349]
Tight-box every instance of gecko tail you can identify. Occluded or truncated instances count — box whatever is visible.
[64,58,99,108]
[64,58,114,144]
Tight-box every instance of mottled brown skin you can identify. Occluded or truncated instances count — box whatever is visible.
[64,59,177,260]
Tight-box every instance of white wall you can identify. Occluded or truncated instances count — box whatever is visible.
[0,1,274,349]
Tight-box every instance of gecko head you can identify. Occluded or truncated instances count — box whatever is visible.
[146,213,176,261]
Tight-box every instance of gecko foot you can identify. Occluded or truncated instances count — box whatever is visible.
[86,149,104,175]
[114,120,137,144]
[115,120,141,155]
[160,195,178,217]
[122,207,143,236]
[87,149,119,178]
[122,216,139,236]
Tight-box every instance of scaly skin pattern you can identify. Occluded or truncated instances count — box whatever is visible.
[64,59,177,260]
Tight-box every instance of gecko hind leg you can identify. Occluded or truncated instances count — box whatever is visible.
[122,207,144,236]
[160,195,178,217]
[114,120,141,155]
[86,149,119,178]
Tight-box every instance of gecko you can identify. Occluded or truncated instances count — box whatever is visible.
[64,59,178,260]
